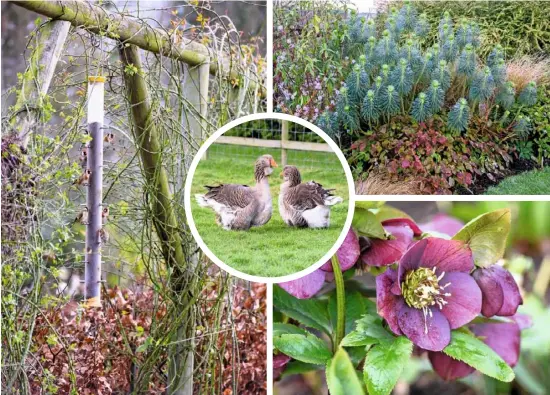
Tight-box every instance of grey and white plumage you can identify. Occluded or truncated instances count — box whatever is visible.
[279,165,343,228]
[195,154,278,230]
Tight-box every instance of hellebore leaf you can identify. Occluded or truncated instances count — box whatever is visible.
[329,290,367,336]
[327,347,366,395]
[281,360,323,378]
[274,286,331,335]
[355,201,384,210]
[273,323,310,337]
[342,314,395,347]
[363,336,413,395]
[353,208,387,239]
[443,330,515,382]
[453,209,511,268]
[273,333,332,365]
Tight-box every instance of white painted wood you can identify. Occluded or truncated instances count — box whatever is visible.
[215,136,333,153]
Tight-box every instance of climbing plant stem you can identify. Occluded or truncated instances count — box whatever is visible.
[331,254,345,352]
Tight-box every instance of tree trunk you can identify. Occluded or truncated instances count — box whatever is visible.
[119,44,193,395]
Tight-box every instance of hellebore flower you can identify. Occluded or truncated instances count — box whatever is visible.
[377,238,482,351]
[472,264,523,317]
[273,353,292,380]
[428,314,532,380]
[279,229,360,299]
[419,213,464,238]
[361,218,422,267]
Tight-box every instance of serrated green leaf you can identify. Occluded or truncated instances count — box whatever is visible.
[353,208,387,239]
[329,290,367,336]
[372,206,412,222]
[355,314,396,345]
[273,323,310,337]
[341,330,379,347]
[274,333,332,365]
[281,360,323,378]
[327,347,366,395]
[453,209,511,268]
[274,285,331,335]
[363,336,413,395]
[443,330,515,382]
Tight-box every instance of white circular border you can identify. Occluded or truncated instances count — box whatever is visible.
[184,113,356,284]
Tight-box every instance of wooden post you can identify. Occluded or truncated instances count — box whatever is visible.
[281,120,289,167]
[84,76,105,308]
[9,20,70,147]
[119,44,191,395]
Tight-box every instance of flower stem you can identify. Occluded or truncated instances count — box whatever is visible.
[331,254,345,352]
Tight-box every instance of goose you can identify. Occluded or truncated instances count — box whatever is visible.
[195,154,277,230]
[279,165,343,228]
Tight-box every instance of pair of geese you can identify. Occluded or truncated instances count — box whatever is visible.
[195,154,343,230]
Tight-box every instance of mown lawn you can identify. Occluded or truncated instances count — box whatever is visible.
[485,167,550,195]
[190,144,350,278]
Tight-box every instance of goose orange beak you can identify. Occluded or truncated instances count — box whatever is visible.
[279,171,284,178]
[270,158,278,167]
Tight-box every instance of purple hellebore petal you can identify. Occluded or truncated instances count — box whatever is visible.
[397,305,451,351]
[398,238,473,285]
[438,272,482,329]
[381,218,423,236]
[360,219,418,267]
[472,265,523,317]
[273,353,292,380]
[419,213,465,237]
[320,229,360,272]
[428,351,475,381]
[278,269,326,299]
[376,268,403,336]
[471,321,521,367]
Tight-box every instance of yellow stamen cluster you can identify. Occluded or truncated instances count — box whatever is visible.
[402,267,451,334]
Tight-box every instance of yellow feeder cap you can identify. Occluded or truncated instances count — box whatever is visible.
[88,76,106,83]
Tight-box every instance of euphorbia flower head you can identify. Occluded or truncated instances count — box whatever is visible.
[361,218,422,267]
[279,229,360,299]
[377,238,482,351]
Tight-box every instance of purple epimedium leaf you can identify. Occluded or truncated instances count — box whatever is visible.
[471,321,521,367]
[279,269,326,299]
[376,268,403,336]
[420,213,465,238]
[473,265,522,317]
[428,350,475,380]
[398,238,473,285]
[438,272,482,329]
[320,229,360,272]
[361,220,415,267]
[397,304,451,351]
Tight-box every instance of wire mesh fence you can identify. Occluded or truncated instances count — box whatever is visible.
[207,119,342,168]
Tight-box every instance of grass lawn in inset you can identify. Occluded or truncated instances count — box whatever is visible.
[485,167,550,195]
[190,144,350,278]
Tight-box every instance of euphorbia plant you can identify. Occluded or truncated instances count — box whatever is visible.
[273,204,525,394]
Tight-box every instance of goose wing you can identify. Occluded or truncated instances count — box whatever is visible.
[204,184,254,209]
[286,181,334,210]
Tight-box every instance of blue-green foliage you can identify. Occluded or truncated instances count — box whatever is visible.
[378,85,400,116]
[513,115,531,139]
[414,13,430,37]
[427,80,445,113]
[496,81,516,110]
[431,60,451,91]
[410,92,431,122]
[362,89,381,123]
[315,2,539,135]
[390,58,414,95]
[457,44,476,77]
[346,63,370,103]
[317,111,340,138]
[447,98,470,133]
[519,81,538,106]
[469,67,495,102]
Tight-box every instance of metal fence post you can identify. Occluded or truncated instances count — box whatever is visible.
[281,120,289,166]
[84,76,105,308]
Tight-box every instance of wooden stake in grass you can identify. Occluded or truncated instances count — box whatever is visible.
[84,76,105,308]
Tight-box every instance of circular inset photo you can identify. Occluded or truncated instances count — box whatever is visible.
[184,114,355,280]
